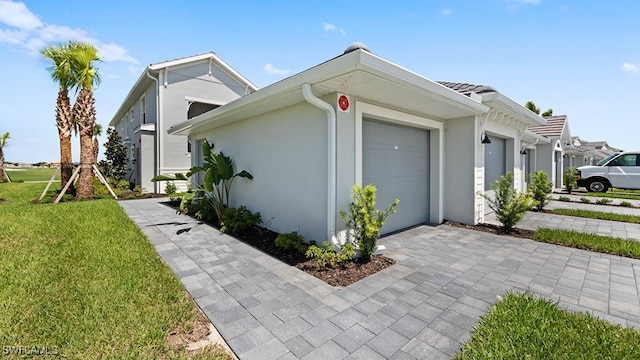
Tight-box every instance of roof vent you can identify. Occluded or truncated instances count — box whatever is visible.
[343,42,371,54]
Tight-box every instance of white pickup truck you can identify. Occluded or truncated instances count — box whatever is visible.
[576,151,640,192]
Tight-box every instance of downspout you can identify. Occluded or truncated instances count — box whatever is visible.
[302,83,336,242]
[146,70,160,193]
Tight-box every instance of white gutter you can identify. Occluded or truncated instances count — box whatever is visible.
[302,83,336,242]
[146,70,161,193]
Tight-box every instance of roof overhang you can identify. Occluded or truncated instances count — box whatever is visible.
[522,130,551,145]
[169,49,490,136]
[473,91,546,127]
[109,52,258,127]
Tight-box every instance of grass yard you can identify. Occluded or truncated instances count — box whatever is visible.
[0,183,231,359]
[534,228,640,259]
[5,167,60,182]
[587,190,640,201]
[551,208,640,224]
[456,292,640,359]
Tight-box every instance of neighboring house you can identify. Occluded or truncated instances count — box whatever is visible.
[571,136,622,166]
[109,52,257,193]
[437,82,546,216]
[565,136,596,168]
[168,44,544,243]
[526,115,572,188]
[520,130,551,185]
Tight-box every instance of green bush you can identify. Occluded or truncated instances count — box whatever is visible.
[580,197,591,203]
[275,232,308,254]
[340,184,398,262]
[596,198,612,205]
[305,241,356,267]
[563,167,578,194]
[558,196,571,202]
[164,181,177,196]
[620,201,633,208]
[483,172,532,232]
[221,205,262,235]
[528,170,553,211]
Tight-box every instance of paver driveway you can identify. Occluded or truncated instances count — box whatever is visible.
[120,198,640,359]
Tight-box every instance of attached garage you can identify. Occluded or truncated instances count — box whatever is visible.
[362,119,430,234]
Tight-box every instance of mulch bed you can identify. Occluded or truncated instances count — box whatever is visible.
[161,201,396,287]
[442,220,535,239]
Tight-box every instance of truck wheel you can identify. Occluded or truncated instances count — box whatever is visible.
[587,179,609,193]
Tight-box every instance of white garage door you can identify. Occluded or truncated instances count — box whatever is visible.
[363,119,430,234]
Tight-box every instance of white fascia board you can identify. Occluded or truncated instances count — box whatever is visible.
[480,92,546,126]
[358,52,489,114]
[169,49,489,136]
[522,130,551,144]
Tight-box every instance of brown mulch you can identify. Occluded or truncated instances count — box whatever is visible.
[295,255,396,287]
[442,220,536,239]
[162,201,396,287]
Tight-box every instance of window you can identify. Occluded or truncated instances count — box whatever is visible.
[611,154,639,167]
[141,97,146,124]
[129,108,134,123]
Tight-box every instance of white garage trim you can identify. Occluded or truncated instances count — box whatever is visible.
[355,101,444,224]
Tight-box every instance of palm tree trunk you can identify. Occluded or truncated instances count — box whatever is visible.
[56,88,75,195]
[0,149,5,183]
[75,87,95,199]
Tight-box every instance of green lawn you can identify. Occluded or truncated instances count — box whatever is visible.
[534,228,640,259]
[456,292,640,359]
[551,208,640,224]
[586,191,640,201]
[5,167,60,182]
[0,183,230,359]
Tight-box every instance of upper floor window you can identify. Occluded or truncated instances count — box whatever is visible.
[141,97,146,124]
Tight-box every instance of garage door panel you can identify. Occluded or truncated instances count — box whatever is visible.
[363,119,429,234]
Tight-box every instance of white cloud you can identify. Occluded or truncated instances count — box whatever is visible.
[622,62,639,74]
[323,22,346,35]
[441,8,453,17]
[0,0,138,64]
[0,0,42,30]
[263,64,290,75]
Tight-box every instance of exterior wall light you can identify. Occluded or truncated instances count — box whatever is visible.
[481,132,492,144]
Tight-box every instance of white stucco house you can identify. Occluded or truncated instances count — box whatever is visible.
[526,115,572,188]
[168,44,545,242]
[109,52,257,193]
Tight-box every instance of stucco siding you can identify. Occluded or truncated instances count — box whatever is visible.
[444,117,476,224]
[191,101,329,242]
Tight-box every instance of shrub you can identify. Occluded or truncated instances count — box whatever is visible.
[580,197,591,203]
[275,232,308,254]
[596,198,612,205]
[340,184,399,262]
[620,201,633,208]
[528,170,553,211]
[183,194,217,223]
[563,167,577,194]
[164,181,177,196]
[483,172,532,232]
[558,196,571,202]
[305,241,356,267]
[221,205,262,235]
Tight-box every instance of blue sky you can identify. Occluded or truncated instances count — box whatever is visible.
[0,0,638,163]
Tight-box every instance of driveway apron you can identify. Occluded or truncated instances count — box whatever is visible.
[119,198,640,360]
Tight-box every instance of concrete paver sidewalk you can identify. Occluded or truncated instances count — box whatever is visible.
[120,198,640,360]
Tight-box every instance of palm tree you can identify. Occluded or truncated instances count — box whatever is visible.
[70,42,101,198]
[41,43,76,194]
[93,123,102,165]
[0,132,9,183]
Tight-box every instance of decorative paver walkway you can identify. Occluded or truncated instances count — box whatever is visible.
[120,198,640,359]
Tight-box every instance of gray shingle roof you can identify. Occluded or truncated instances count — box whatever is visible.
[437,82,497,96]
[527,115,567,137]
